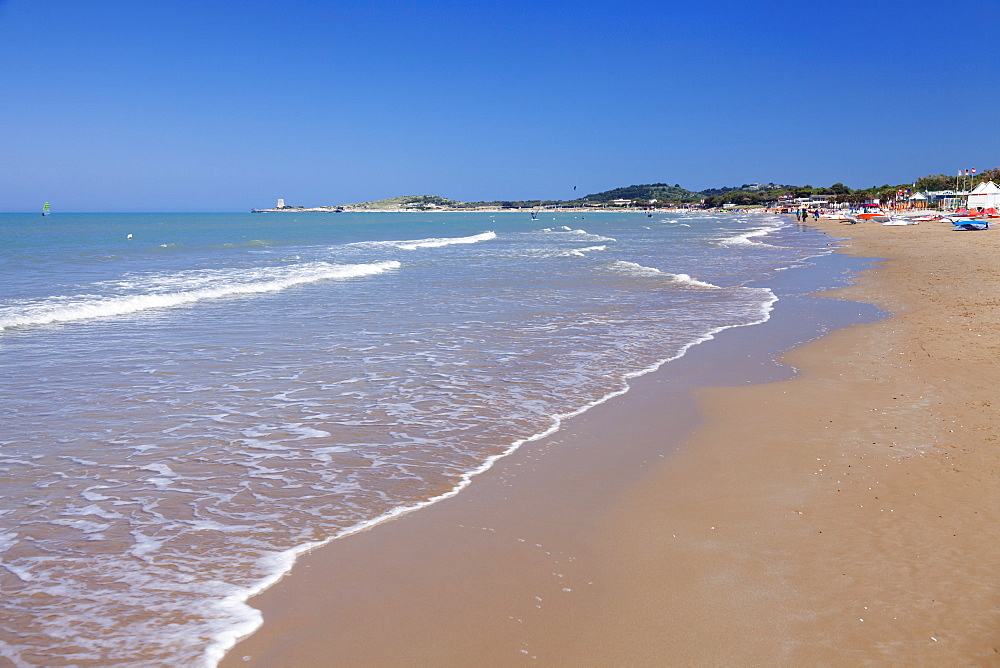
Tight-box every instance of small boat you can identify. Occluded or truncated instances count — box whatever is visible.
[942,216,989,230]
[882,217,918,226]
[41,202,51,217]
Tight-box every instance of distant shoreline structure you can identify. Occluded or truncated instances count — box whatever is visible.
[252,206,346,214]
[250,205,704,214]
[251,171,1000,214]
[250,195,703,215]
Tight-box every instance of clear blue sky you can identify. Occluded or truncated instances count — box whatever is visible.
[1,0,996,212]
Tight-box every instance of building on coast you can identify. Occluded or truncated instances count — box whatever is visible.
[967,181,1000,210]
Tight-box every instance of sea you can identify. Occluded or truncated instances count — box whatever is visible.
[0,210,858,665]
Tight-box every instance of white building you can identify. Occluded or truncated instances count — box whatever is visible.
[277,198,285,208]
[967,181,1000,210]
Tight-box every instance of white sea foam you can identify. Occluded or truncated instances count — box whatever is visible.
[557,244,609,258]
[718,221,784,247]
[667,273,721,289]
[80,490,114,502]
[61,504,123,521]
[0,260,401,331]
[0,532,19,553]
[551,228,616,242]
[290,426,331,440]
[357,231,497,251]
[608,261,721,287]
[1,561,33,582]
[0,211,845,666]
[50,518,112,534]
[609,260,662,276]
[399,230,496,249]
[200,286,783,668]
[130,531,165,559]
[141,463,176,477]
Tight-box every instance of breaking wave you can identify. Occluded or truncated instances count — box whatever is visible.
[0,261,401,330]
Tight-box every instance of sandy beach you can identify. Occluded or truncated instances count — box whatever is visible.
[224,216,1000,666]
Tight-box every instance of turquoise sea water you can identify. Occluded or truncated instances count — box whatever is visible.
[1,211,843,665]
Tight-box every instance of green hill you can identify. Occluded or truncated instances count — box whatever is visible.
[341,194,461,209]
[571,182,797,204]
[570,183,702,203]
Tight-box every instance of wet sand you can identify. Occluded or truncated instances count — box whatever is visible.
[224,217,1000,666]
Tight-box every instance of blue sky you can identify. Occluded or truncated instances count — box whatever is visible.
[1,0,996,211]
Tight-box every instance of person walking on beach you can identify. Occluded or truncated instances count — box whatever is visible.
[812,209,819,220]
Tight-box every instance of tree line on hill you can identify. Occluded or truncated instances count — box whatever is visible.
[561,168,1000,209]
[352,167,1000,211]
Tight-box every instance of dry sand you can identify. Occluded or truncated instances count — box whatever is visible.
[224,217,1000,666]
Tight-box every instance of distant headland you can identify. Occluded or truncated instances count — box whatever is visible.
[251,169,1000,213]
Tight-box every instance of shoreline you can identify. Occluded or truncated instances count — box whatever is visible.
[248,207,700,214]
[223,217,999,665]
[582,216,1000,664]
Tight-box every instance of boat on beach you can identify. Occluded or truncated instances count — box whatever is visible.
[823,212,854,221]
[856,209,888,220]
[941,216,989,230]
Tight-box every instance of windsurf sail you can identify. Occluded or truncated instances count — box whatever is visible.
[42,202,51,216]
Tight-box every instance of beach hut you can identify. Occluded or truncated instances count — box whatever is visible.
[908,191,929,209]
[967,181,1000,210]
